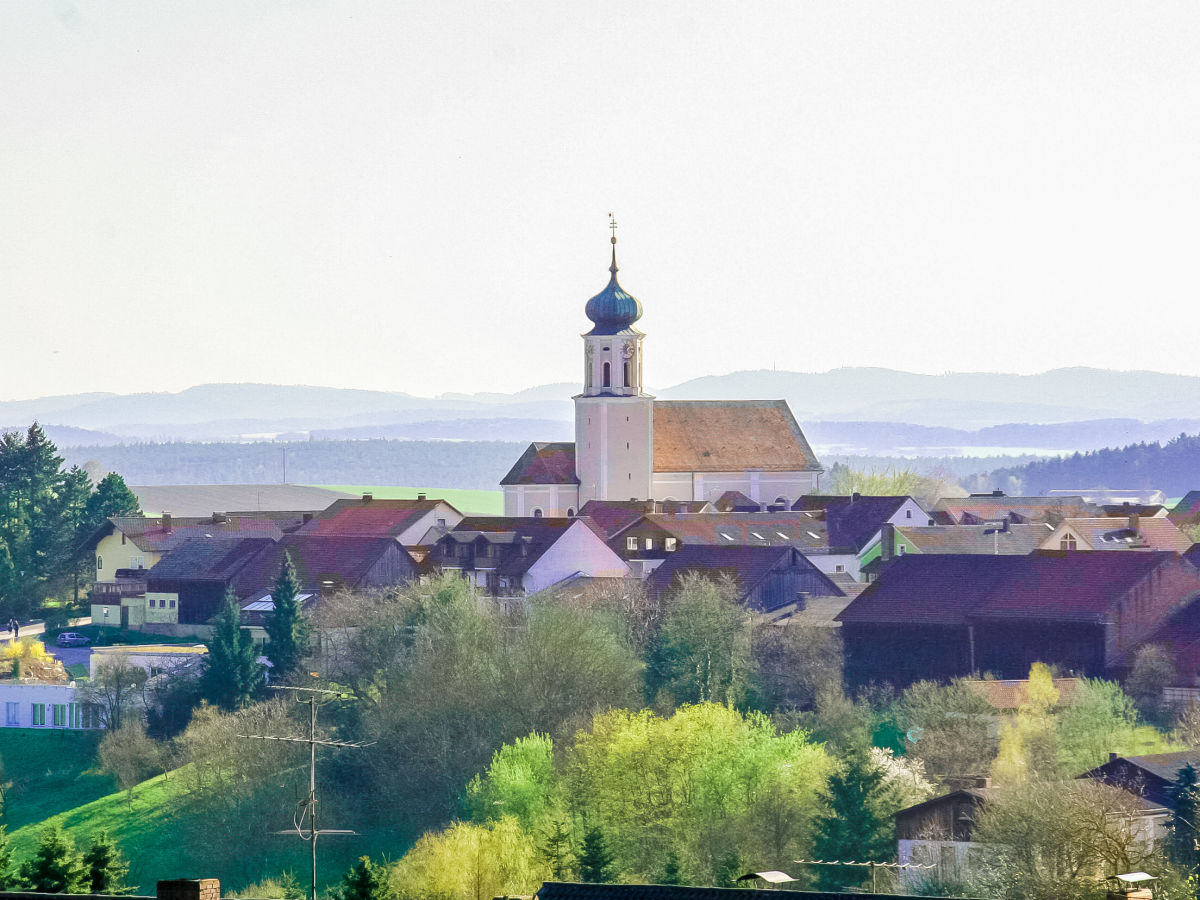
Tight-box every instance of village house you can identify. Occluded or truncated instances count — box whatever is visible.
[502,237,823,517]
[859,521,1052,580]
[837,551,1200,687]
[932,491,1098,525]
[432,516,630,600]
[645,544,843,618]
[1039,515,1194,553]
[300,493,462,546]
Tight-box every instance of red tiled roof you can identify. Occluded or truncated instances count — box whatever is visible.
[307,498,446,537]
[651,400,821,473]
[500,442,580,485]
[108,516,284,553]
[639,512,831,552]
[1056,517,1194,553]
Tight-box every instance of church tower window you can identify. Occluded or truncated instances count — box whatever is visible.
[603,362,610,388]
[623,360,630,387]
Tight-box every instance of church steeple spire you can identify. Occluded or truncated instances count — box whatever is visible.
[585,214,642,336]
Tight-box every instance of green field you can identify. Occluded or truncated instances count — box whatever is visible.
[7,762,408,895]
[315,484,502,516]
[0,730,116,831]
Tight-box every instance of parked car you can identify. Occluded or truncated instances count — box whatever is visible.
[55,632,90,647]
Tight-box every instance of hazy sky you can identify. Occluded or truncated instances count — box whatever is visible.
[2,2,1198,401]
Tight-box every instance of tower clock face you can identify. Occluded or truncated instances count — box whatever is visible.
[620,342,635,359]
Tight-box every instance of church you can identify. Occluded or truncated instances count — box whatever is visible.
[500,232,824,517]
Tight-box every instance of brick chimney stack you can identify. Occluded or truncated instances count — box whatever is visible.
[158,880,220,900]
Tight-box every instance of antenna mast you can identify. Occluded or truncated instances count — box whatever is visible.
[239,686,370,900]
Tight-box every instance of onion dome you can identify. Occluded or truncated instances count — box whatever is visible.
[584,237,643,335]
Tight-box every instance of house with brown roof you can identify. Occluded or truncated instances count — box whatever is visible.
[1040,515,1194,554]
[301,493,462,545]
[502,237,822,518]
[431,516,630,600]
[837,551,1200,687]
[933,491,1099,525]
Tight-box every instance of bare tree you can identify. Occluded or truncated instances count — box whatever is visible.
[81,655,147,730]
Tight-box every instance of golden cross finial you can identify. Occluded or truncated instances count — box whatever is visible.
[608,213,618,245]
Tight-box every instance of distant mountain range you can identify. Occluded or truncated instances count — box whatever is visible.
[6,368,1200,457]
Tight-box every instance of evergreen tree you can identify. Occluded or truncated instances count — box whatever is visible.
[264,552,308,680]
[201,589,262,710]
[19,823,88,893]
[577,826,616,883]
[714,852,746,888]
[334,856,388,900]
[83,473,142,528]
[83,831,131,895]
[659,852,684,885]
[539,820,575,880]
[813,753,898,890]
[1170,764,1200,874]
[0,826,15,890]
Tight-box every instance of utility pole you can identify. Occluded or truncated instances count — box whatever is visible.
[239,686,369,900]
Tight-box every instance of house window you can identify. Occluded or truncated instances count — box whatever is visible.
[531,508,543,519]
[835,564,845,573]
[130,555,144,568]
[567,508,575,517]
[169,599,176,609]
[121,533,126,545]
[5,702,17,726]
[96,555,103,571]
[626,536,638,551]
[775,496,788,506]
[906,509,912,519]
[644,538,654,551]
[81,704,100,729]
[31,704,45,727]
[665,538,677,552]
[69,704,81,729]
[897,545,906,555]
[52,704,67,727]
[1061,535,1077,551]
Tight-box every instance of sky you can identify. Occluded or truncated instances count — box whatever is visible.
[2,1,1198,401]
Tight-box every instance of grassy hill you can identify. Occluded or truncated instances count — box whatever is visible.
[316,484,503,516]
[6,761,408,895]
[0,730,115,831]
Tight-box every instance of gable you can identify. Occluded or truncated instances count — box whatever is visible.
[651,400,821,474]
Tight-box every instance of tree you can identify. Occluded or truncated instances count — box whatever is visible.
[264,552,308,680]
[98,720,161,803]
[1169,764,1200,875]
[0,826,15,890]
[19,823,88,893]
[750,621,842,712]
[648,573,751,706]
[659,852,684,885]
[813,753,899,889]
[465,733,560,831]
[333,857,389,900]
[992,663,1060,784]
[1126,644,1177,724]
[539,820,575,881]
[82,656,148,731]
[577,826,616,883]
[895,679,996,784]
[83,474,142,527]
[83,831,131,894]
[201,588,262,710]
[391,818,545,900]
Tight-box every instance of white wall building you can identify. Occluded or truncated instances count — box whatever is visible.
[502,236,823,516]
[0,682,100,729]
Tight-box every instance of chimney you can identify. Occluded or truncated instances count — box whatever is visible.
[417,492,427,501]
[992,489,1004,497]
[851,492,861,503]
[880,522,895,561]
[644,499,656,514]
[362,492,373,502]
[795,591,809,611]
[1109,752,1119,763]
[158,880,220,900]
[162,512,172,532]
[1129,513,1140,533]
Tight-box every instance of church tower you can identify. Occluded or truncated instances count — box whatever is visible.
[574,225,654,506]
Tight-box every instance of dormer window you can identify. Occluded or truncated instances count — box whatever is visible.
[626,536,638,551]
[665,538,677,551]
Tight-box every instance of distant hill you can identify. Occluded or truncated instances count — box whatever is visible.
[0,423,124,447]
[962,432,1200,497]
[10,369,1200,439]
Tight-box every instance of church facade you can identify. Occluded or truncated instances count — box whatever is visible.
[501,237,823,517]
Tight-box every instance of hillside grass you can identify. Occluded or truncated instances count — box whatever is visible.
[0,729,116,831]
[7,764,409,895]
[314,484,502,515]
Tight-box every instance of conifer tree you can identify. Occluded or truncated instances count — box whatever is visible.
[264,552,308,680]
[0,826,14,890]
[201,588,262,710]
[1170,763,1200,874]
[659,852,684,885]
[539,820,575,880]
[19,823,88,893]
[577,826,616,883]
[334,856,388,900]
[813,753,897,889]
[83,830,131,895]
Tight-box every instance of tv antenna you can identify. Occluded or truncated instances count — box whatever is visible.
[239,686,372,900]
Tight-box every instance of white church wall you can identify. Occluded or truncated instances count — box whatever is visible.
[652,471,821,505]
[502,485,580,518]
[524,520,632,594]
